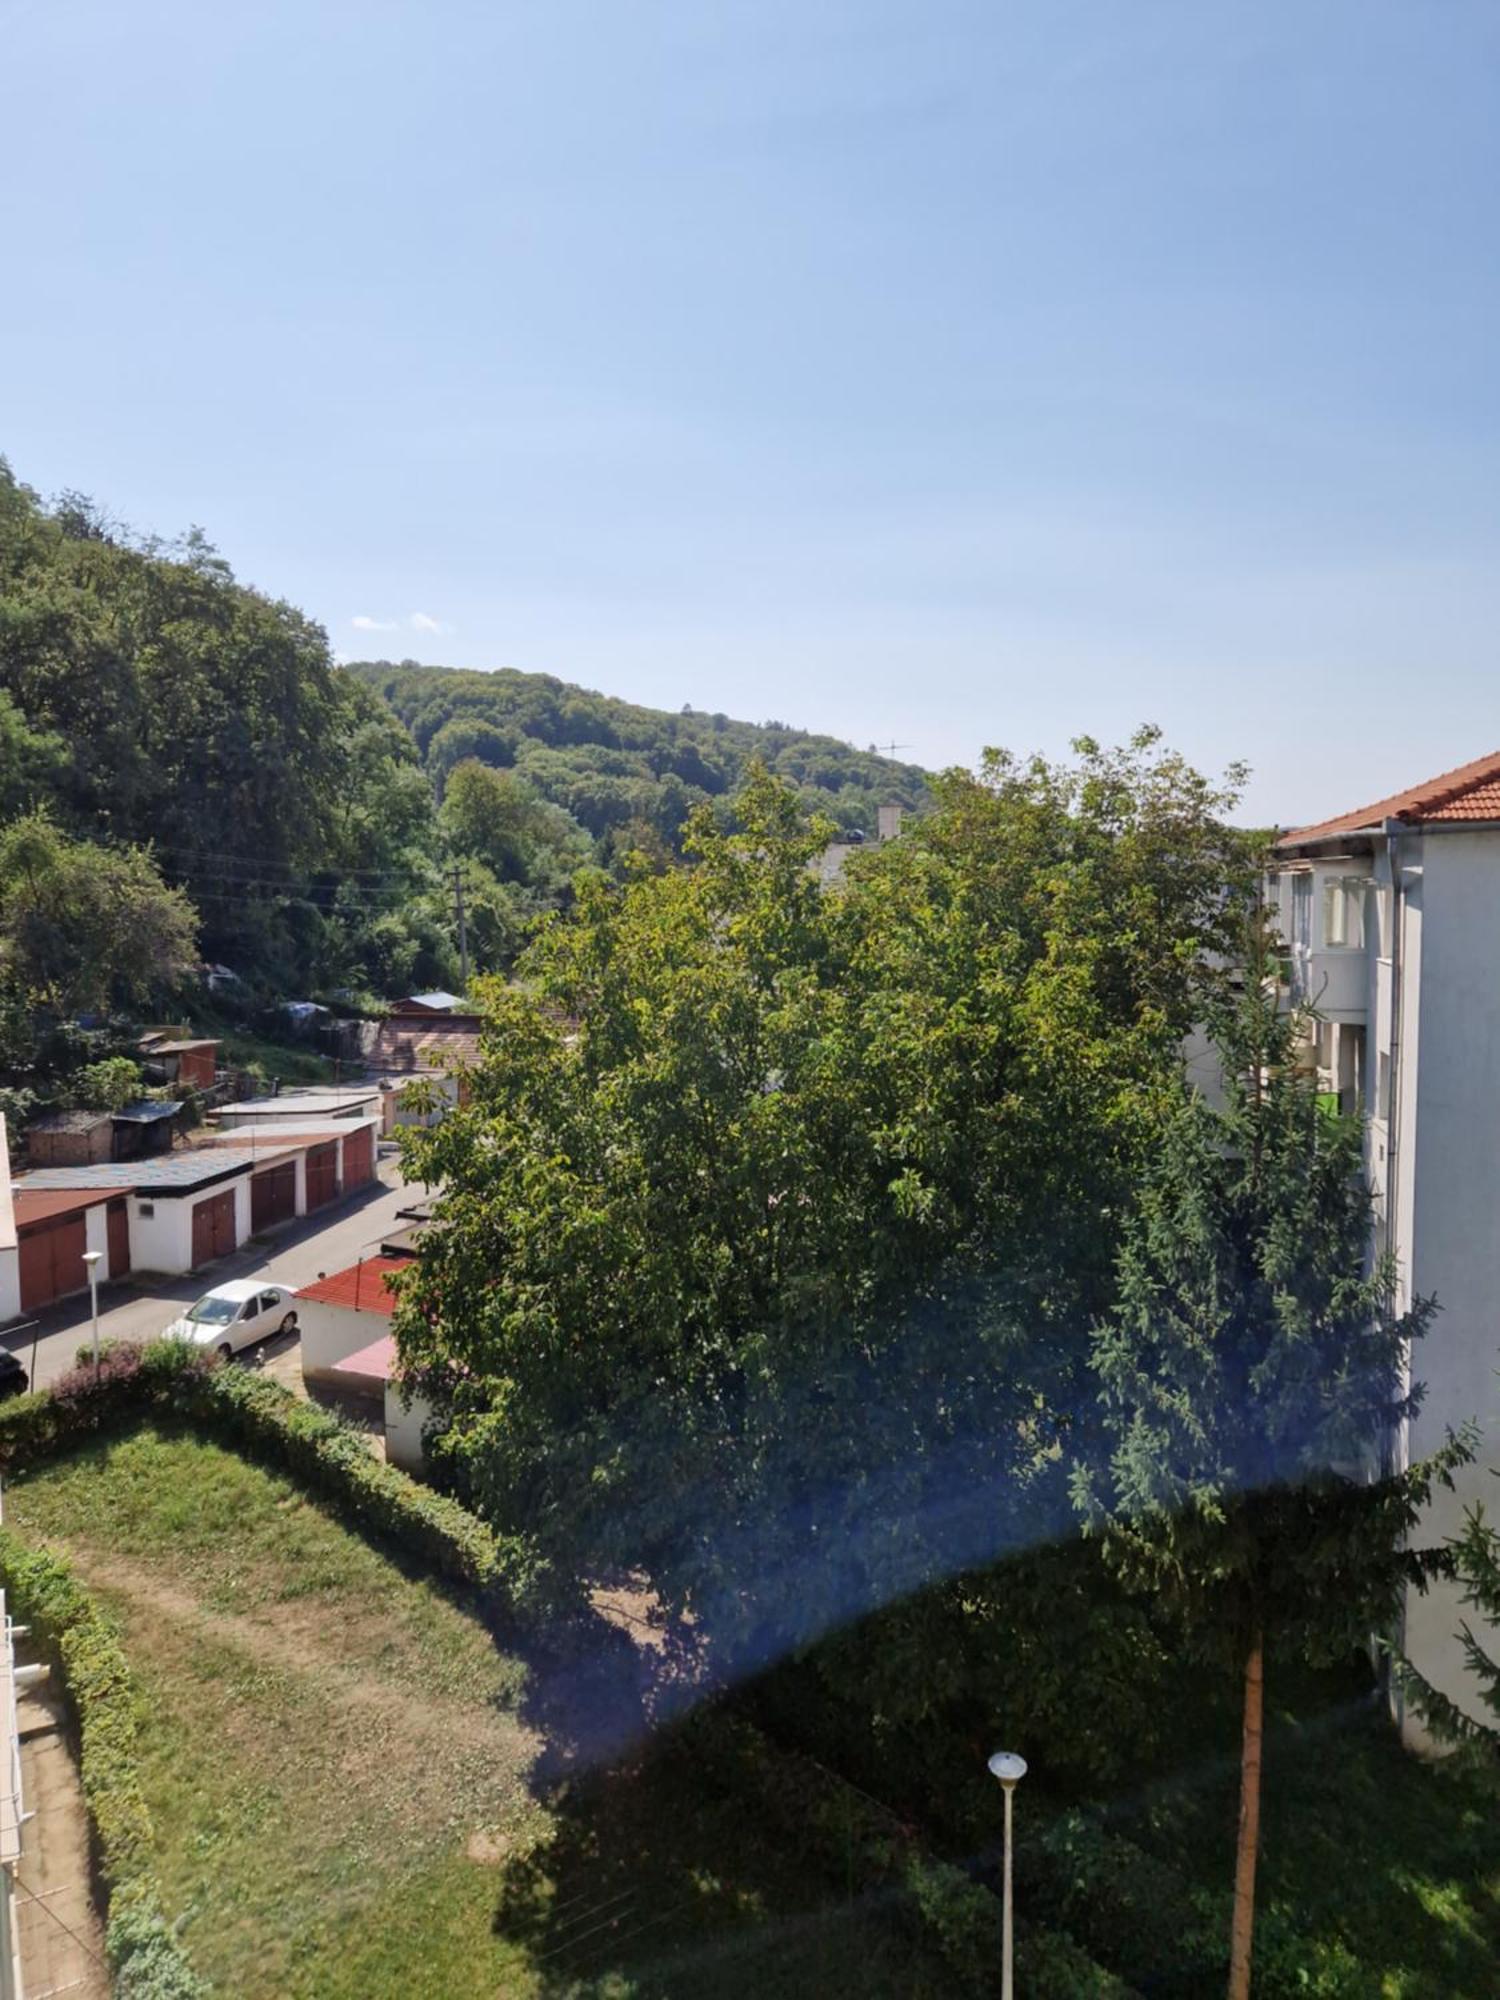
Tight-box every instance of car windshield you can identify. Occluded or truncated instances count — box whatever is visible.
[185,1296,240,1326]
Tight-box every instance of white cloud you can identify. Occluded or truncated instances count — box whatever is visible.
[351,613,398,632]
[408,611,448,634]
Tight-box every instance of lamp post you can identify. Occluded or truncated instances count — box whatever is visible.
[987,1749,1027,2000]
[81,1250,102,1382]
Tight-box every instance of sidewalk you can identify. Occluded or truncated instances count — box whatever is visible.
[14,1674,109,2000]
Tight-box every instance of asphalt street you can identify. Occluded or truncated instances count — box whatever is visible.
[2,1164,427,1391]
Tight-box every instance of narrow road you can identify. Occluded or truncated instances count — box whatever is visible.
[3,1164,427,1391]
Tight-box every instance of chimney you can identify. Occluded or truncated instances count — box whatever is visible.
[877,803,904,843]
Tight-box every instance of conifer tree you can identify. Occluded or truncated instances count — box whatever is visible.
[1074,974,1472,2000]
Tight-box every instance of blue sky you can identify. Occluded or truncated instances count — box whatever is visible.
[4,0,1498,824]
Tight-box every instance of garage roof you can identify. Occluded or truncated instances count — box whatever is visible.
[297,1255,413,1314]
[17,1151,270,1195]
[13,1187,125,1224]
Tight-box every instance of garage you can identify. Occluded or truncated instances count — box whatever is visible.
[107,1197,131,1278]
[18,1210,88,1313]
[190,1188,237,1267]
[250,1161,297,1231]
[305,1141,339,1212]
[341,1124,375,1190]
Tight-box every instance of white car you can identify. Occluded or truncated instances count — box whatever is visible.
[164,1280,299,1359]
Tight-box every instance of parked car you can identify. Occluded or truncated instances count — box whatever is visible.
[163,1280,299,1359]
[0,1350,28,1400]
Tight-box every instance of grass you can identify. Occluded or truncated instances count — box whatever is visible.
[5,1428,959,1999]
[217,1031,337,1086]
[1102,1663,1500,1998]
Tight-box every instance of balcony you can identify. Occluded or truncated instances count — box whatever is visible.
[1286,942,1368,1020]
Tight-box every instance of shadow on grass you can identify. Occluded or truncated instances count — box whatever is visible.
[489,1732,952,2000]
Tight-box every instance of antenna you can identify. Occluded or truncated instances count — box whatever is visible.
[869,740,911,756]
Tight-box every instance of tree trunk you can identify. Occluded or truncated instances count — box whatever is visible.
[1227,1628,1265,2000]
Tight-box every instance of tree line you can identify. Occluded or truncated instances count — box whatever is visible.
[0,461,924,1113]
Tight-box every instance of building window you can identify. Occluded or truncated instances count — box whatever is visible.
[1322,876,1369,949]
[1291,873,1313,950]
[1376,1050,1392,1122]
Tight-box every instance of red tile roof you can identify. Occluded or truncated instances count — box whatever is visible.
[13,1187,126,1224]
[1279,749,1500,849]
[369,1019,482,1074]
[296,1255,413,1315]
[330,1332,397,1381]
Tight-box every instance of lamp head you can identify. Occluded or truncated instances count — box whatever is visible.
[987,1750,1027,1786]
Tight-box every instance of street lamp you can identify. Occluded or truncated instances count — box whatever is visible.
[81,1250,102,1382]
[987,1749,1027,2000]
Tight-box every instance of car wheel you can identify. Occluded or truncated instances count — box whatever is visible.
[217,1342,234,1363]
[279,1312,298,1335]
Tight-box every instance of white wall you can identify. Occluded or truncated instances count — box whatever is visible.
[1390,832,1500,1740]
[300,1298,396,1383]
[128,1175,252,1276]
[0,1118,17,1325]
[85,1201,110,1276]
[383,1383,433,1473]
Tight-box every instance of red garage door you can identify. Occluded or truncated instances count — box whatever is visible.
[305,1142,339,1211]
[250,1162,297,1231]
[341,1125,374,1190]
[107,1198,131,1278]
[18,1214,88,1313]
[190,1189,237,1268]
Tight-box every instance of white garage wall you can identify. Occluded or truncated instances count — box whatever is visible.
[383,1383,433,1473]
[300,1299,396,1383]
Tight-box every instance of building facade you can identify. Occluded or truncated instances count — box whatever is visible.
[1274,750,1500,1741]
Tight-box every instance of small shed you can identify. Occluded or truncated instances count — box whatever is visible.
[25,1109,113,1169]
[328,1330,434,1474]
[139,1036,219,1091]
[111,1101,182,1162]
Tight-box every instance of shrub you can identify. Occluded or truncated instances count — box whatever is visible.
[0,1339,554,1628]
[0,1532,206,1997]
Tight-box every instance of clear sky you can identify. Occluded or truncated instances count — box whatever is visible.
[4,0,1498,824]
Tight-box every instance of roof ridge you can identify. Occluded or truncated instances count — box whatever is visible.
[1279,747,1500,848]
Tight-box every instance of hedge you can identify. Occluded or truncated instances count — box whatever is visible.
[0,1341,554,1626]
[0,1531,207,1998]
[681,1706,1138,1998]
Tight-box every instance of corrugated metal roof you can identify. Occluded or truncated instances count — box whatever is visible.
[141,1039,218,1054]
[393,992,464,1012]
[1279,749,1500,848]
[297,1256,413,1314]
[14,1186,124,1223]
[112,1100,182,1124]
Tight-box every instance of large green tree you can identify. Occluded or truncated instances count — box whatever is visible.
[397,739,1254,1687]
[1074,979,1472,2000]
[0,812,199,1014]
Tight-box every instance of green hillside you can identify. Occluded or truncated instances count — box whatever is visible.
[347,658,930,846]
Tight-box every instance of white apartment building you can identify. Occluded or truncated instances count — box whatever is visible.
[1272,749,1500,1741]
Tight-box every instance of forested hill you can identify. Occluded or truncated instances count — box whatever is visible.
[348,659,930,844]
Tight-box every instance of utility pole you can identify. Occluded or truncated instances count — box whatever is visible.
[452,866,469,990]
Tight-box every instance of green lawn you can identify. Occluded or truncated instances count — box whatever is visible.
[5,1430,958,1999]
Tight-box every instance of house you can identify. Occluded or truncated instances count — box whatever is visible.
[389,991,464,1015]
[296,1251,433,1471]
[368,1003,483,1133]
[816,802,906,887]
[138,1034,219,1092]
[1273,747,1500,1744]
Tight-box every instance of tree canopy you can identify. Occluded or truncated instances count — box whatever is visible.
[395,739,1256,1694]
